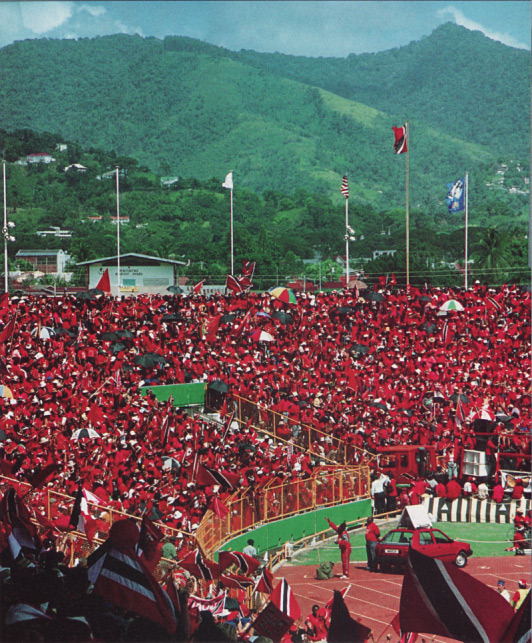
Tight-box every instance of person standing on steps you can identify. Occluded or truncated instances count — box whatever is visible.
[326,518,351,579]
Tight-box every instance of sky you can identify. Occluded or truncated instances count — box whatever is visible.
[0,1,529,56]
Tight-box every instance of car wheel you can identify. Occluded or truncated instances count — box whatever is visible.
[455,551,468,568]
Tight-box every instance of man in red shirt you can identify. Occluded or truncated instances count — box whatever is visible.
[365,516,381,572]
[305,604,328,642]
[326,518,352,579]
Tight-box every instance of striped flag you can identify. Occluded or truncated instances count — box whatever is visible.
[177,549,220,581]
[399,547,515,643]
[393,124,408,154]
[218,550,260,574]
[270,578,301,620]
[254,566,274,595]
[196,463,240,490]
[341,175,349,198]
[188,590,226,616]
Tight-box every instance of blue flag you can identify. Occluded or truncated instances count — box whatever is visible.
[446,177,466,213]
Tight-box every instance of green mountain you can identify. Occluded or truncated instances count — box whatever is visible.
[0,24,529,208]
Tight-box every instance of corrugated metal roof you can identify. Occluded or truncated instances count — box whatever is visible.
[76,253,187,267]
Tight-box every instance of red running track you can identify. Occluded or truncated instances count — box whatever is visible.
[275,556,529,642]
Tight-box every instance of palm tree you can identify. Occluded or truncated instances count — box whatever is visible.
[471,228,510,285]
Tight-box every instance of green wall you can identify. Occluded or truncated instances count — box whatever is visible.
[140,382,205,406]
[217,498,371,559]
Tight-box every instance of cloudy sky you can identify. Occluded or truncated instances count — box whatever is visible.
[0,1,529,56]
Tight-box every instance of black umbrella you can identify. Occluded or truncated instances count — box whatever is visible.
[365,292,384,302]
[88,288,104,296]
[54,327,75,338]
[101,331,121,342]
[109,342,127,354]
[75,291,94,300]
[0,429,6,442]
[419,295,432,302]
[370,401,388,411]
[134,354,166,368]
[450,393,471,404]
[221,313,237,324]
[115,329,134,339]
[352,344,369,354]
[272,311,292,325]
[336,306,355,316]
[495,413,512,423]
[167,285,184,294]
[207,380,229,394]
[162,314,180,322]
[423,322,438,335]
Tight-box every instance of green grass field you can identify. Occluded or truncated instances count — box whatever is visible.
[289,521,519,566]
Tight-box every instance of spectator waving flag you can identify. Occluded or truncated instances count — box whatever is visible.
[340,175,349,198]
[393,124,408,154]
[446,177,466,213]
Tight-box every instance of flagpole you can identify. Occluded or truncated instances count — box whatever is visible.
[230,185,234,276]
[115,166,121,297]
[405,121,410,287]
[464,172,469,290]
[345,193,350,289]
[3,162,7,294]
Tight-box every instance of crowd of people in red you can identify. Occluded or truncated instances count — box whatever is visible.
[0,282,529,534]
[0,281,529,641]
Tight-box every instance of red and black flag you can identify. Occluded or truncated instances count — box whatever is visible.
[177,549,220,581]
[225,274,244,293]
[254,566,274,595]
[196,464,240,490]
[218,550,260,574]
[219,572,255,590]
[340,175,349,198]
[393,123,408,154]
[0,486,41,558]
[270,578,301,620]
[399,546,515,643]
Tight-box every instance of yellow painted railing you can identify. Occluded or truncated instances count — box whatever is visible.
[196,464,370,559]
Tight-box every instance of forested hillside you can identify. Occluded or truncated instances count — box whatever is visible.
[0,129,528,288]
[0,24,529,208]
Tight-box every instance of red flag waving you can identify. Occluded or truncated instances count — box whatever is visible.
[193,279,205,294]
[270,578,301,620]
[178,549,220,580]
[254,566,274,594]
[226,274,244,293]
[399,547,515,643]
[87,519,176,633]
[0,316,16,344]
[27,462,58,489]
[393,124,408,154]
[218,550,260,574]
[220,572,255,590]
[197,464,240,490]
[96,269,111,293]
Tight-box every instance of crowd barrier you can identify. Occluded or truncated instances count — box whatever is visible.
[423,496,532,523]
[196,464,370,559]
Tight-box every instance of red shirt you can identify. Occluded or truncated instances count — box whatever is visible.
[365,522,381,542]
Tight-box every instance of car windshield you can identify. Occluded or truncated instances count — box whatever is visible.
[382,531,413,544]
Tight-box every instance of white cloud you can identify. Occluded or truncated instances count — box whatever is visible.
[437,5,529,50]
[20,1,73,35]
[78,4,107,18]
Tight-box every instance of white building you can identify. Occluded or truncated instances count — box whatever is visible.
[76,253,188,296]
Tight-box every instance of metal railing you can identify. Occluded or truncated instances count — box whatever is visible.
[196,464,370,559]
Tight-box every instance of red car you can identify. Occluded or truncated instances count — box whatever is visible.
[375,527,472,572]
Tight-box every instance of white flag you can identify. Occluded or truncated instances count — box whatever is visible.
[222,171,233,189]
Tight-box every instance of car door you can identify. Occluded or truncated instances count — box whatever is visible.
[431,529,457,562]
[416,529,439,558]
